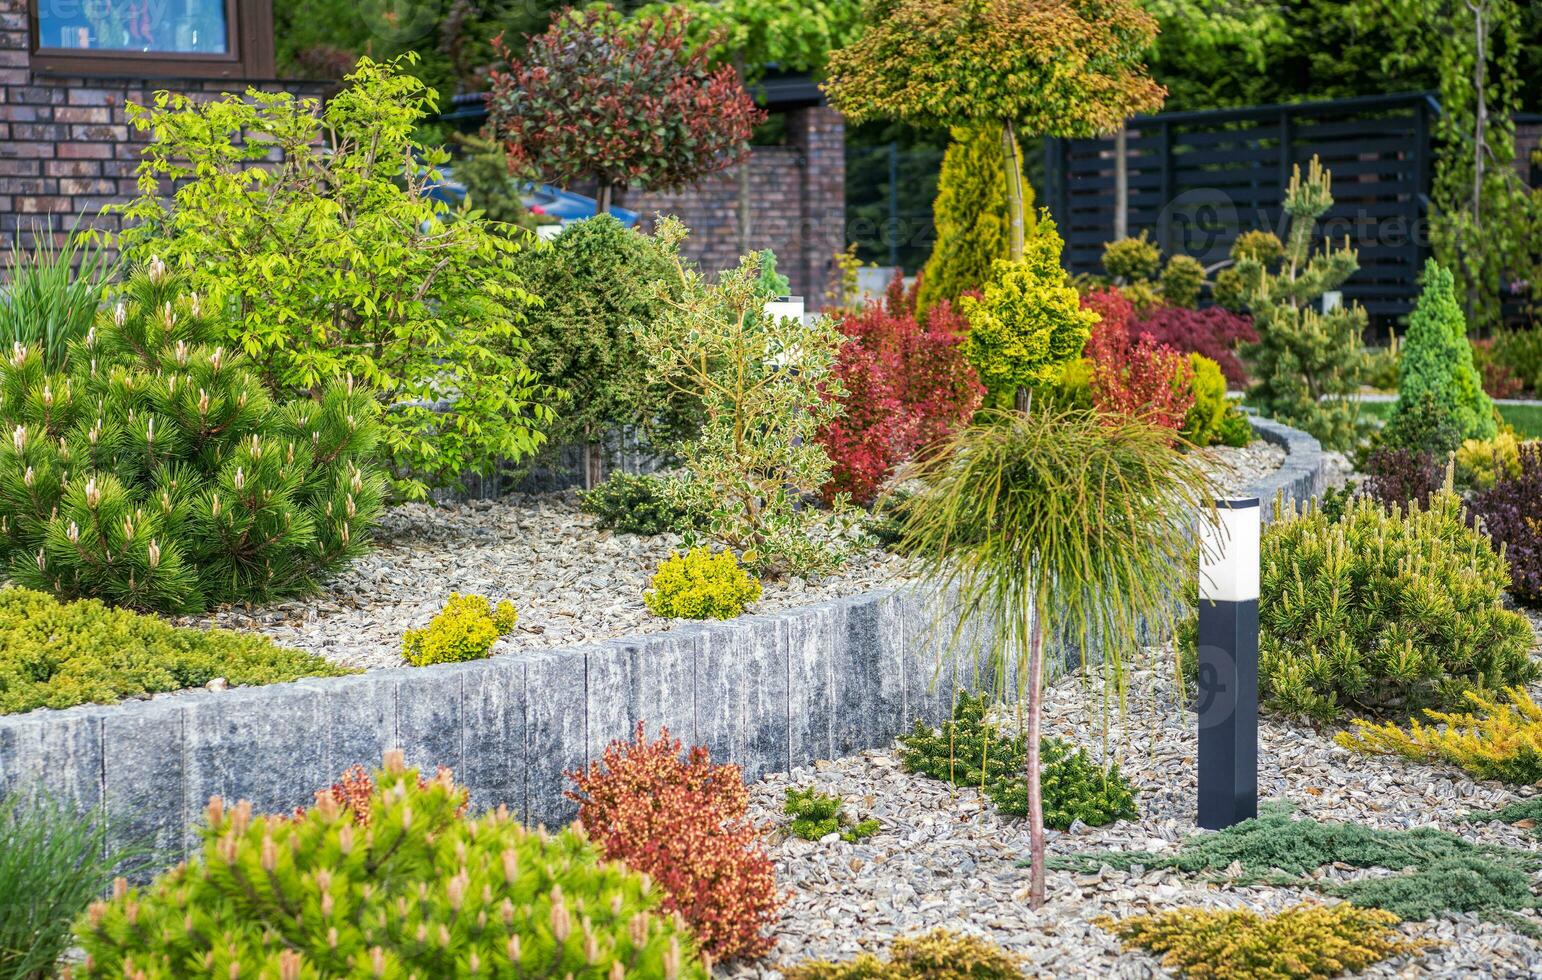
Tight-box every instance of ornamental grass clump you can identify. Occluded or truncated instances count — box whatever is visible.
[0,586,347,715]
[786,928,1024,979]
[78,751,708,978]
[401,593,518,667]
[1339,687,1542,784]
[0,262,385,614]
[783,787,878,843]
[645,547,761,620]
[898,691,1137,829]
[566,724,780,963]
[1100,902,1429,979]
[1218,487,1535,722]
[893,407,1214,907]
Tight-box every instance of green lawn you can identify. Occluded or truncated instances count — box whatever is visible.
[1357,400,1542,438]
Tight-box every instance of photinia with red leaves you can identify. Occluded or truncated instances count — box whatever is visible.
[1083,288,1194,433]
[487,6,763,214]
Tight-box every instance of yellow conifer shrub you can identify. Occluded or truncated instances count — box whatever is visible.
[1099,902,1429,979]
[401,592,518,666]
[1337,686,1542,784]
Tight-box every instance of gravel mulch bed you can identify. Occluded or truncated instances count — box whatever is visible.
[725,617,1542,979]
[180,441,1286,671]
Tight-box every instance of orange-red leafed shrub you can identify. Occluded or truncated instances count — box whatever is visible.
[1083,287,1195,432]
[296,751,466,825]
[566,723,781,962]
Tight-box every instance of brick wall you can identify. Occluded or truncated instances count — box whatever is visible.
[630,105,846,310]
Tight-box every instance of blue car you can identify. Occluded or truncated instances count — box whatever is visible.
[422,165,639,228]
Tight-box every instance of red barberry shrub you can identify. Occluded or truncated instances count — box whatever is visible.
[1470,444,1542,606]
[566,723,781,963]
[1083,289,1195,432]
[1133,305,1258,387]
[819,275,984,504]
[1364,448,1442,513]
[296,750,466,824]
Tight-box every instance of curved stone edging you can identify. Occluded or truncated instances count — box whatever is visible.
[0,416,1328,876]
[1244,415,1327,524]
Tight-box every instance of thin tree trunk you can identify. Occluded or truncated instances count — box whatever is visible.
[1025,596,1046,909]
[1001,118,1025,261]
[596,181,614,220]
[734,54,752,254]
[584,440,604,489]
[1114,125,1129,241]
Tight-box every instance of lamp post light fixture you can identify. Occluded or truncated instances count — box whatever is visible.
[1196,497,1261,830]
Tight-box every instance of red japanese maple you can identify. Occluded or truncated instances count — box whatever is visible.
[487,6,763,212]
[1133,304,1257,387]
[1083,288,1194,432]
[819,275,984,504]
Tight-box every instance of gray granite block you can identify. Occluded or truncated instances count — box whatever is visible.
[180,683,326,851]
[396,665,466,778]
[523,647,588,828]
[296,671,398,783]
[740,615,791,782]
[460,655,527,815]
[695,619,748,766]
[833,594,904,755]
[898,588,953,729]
[787,601,837,767]
[101,698,186,874]
[586,631,696,762]
[0,705,105,810]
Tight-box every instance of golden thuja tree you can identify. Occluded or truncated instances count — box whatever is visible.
[823,0,1165,262]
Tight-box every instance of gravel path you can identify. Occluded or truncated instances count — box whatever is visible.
[179,442,1285,670]
[725,615,1542,979]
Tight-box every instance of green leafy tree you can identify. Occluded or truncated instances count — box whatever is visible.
[1237,158,1368,450]
[487,6,762,218]
[0,264,385,614]
[447,133,541,232]
[824,0,1165,263]
[916,123,1033,314]
[114,57,551,501]
[1392,260,1497,442]
[895,408,1214,909]
[632,219,849,578]
[514,216,682,487]
[959,217,1098,408]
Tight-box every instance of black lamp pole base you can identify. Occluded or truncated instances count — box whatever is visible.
[1196,597,1259,831]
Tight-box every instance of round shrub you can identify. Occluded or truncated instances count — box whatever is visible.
[1215,407,1254,448]
[1101,232,1161,283]
[645,547,761,620]
[1180,354,1230,447]
[566,724,781,963]
[0,586,347,715]
[79,752,708,978]
[1454,431,1526,490]
[0,263,384,613]
[1159,254,1206,309]
[579,472,695,536]
[401,592,518,666]
[1239,489,1535,721]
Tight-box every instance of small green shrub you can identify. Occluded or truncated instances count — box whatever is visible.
[401,593,518,666]
[1215,407,1254,447]
[1056,804,1542,928]
[1377,390,1463,458]
[1181,354,1230,447]
[1102,232,1161,283]
[645,547,762,620]
[1492,326,1542,393]
[1100,902,1428,979]
[786,929,1023,979]
[899,692,1137,829]
[579,472,695,536]
[1159,254,1206,309]
[1363,334,1401,391]
[1,791,139,980]
[78,753,709,978]
[0,587,348,715]
[1455,431,1527,490]
[1392,260,1496,442]
[863,488,916,553]
[784,787,878,843]
[1183,487,1535,722]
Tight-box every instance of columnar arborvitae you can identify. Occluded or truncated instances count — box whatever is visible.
[916,123,1034,314]
[1392,259,1497,442]
[1238,157,1368,450]
[0,261,384,613]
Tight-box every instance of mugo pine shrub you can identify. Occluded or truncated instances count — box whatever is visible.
[1100,903,1427,979]
[1194,488,1535,722]
[645,547,761,620]
[401,592,518,666]
[79,751,708,978]
[899,692,1137,829]
[0,587,345,715]
[579,472,695,536]
[0,263,384,613]
[566,724,781,963]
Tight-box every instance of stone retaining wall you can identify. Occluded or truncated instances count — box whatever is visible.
[0,417,1326,874]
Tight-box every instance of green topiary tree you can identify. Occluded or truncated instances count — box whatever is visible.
[1391,259,1497,442]
[514,216,683,488]
[915,123,1033,314]
[959,217,1098,409]
[77,753,709,978]
[0,263,385,614]
[1237,157,1368,450]
[824,0,1164,264]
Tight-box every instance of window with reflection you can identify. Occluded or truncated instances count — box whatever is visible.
[36,0,229,54]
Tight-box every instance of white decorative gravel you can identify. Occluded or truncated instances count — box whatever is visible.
[178,442,1286,670]
[724,620,1542,979]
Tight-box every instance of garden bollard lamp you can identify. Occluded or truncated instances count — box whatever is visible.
[1196,497,1260,830]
